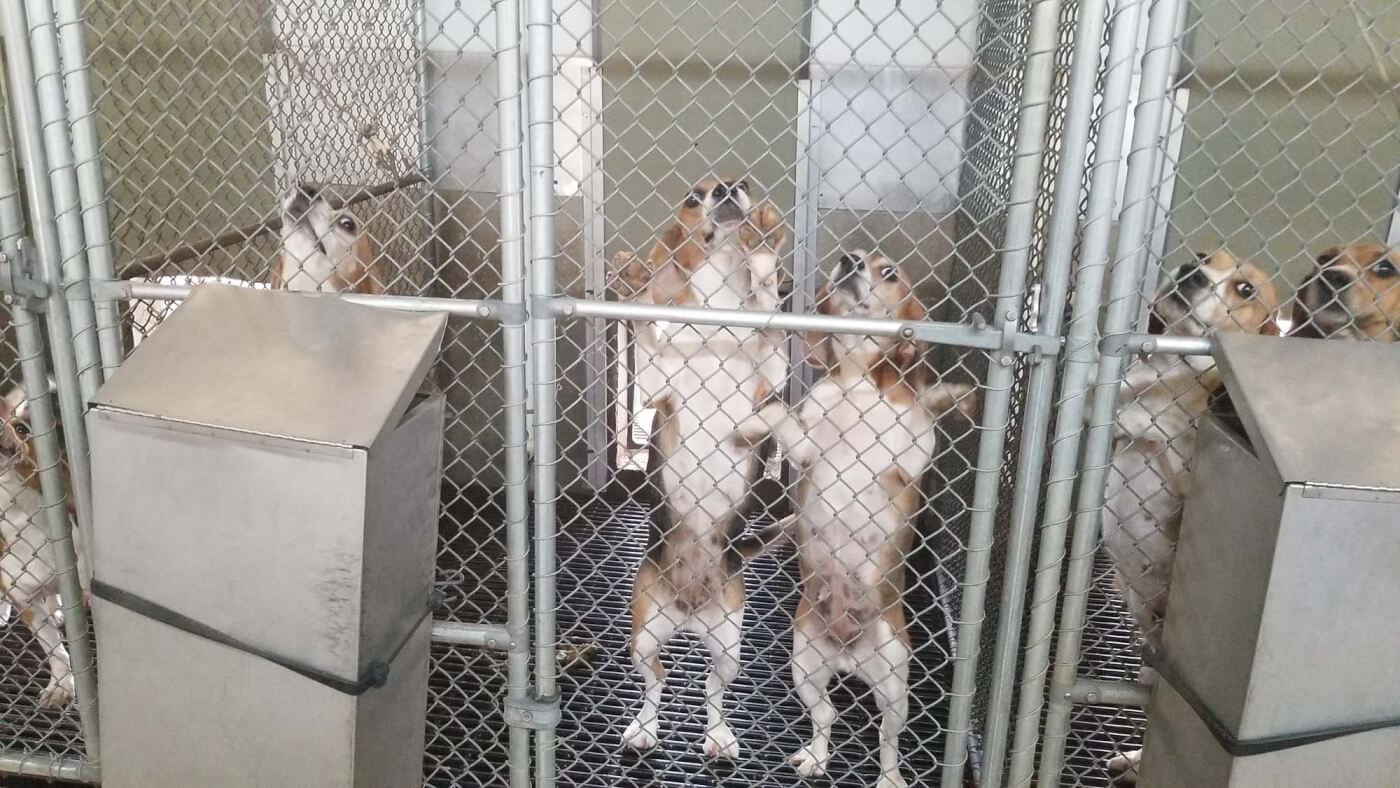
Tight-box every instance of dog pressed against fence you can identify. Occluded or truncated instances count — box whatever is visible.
[0,0,1396,785]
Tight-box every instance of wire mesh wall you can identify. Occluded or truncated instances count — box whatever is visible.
[0,0,1395,785]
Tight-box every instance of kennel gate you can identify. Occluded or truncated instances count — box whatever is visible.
[0,0,1396,784]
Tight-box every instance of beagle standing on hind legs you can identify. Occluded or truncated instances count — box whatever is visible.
[1103,249,1281,783]
[734,251,975,788]
[618,178,789,760]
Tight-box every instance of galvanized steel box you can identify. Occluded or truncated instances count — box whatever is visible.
[1140,334,1400,786]
[87,285,447,788]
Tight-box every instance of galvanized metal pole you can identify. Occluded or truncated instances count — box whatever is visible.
[24,0,103,403]
[495,0,533,782]
[0,7,100,767]
[52,0,122,377]
[1036,0,1189,782]
[939,2,1065,784]
[1005,0,1149,784]
[525,0,559,784]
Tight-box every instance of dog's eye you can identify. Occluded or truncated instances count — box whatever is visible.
[337,216,358,234]
[880,266,898,281]
[1374,258,1397,277]
[1233,281,1256,299]
[684,191,702,208]
[13,422,28,438]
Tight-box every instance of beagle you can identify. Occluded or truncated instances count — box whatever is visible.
[1104,249,1280,782]
[734,251,974,788]
[275,184,385,294]
[1290,242,1400,341]
[621,178,790,760]
[0,384,89,708]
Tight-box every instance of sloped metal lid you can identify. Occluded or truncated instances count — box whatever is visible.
[1214,333,1400,490]
[92,284,447,449]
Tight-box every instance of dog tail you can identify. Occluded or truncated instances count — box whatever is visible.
[730,514,796,561]
[922,382,979,422]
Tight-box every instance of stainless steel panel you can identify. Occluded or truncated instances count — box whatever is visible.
[90,284,447,450]
[1213,333,1400,490]
[1141,682,1400,787]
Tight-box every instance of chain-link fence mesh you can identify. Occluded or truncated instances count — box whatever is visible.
[0,0,1392,784]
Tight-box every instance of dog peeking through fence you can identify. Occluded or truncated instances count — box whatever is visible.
[615,177,791,760]
[1289,242,1400,341]
[0,382,89,709]
[1103,249,1281,782]
[731,251,976,788]
[275,184,386,294]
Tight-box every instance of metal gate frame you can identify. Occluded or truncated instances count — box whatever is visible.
[0,0,1243,784]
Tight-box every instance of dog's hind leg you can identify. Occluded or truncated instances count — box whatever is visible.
[692,586,744,760]
[857,620,911,788]
[789,615,836,778]
[625,562,676,752]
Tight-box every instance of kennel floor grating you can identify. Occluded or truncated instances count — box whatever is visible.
[428,497,970,787]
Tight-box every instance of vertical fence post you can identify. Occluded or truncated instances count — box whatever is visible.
[496,0,533,783]
[52,0,121,378]
[22,0,103,404]
[0,1,100,768]
[1005,0,1150,784]
[1035,0,1189,782]
[525,0,559,784]
[938,1,1064,784]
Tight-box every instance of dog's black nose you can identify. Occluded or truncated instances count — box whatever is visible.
[839,253,861,272]
[1320,269,1353,294]
[712,183,730,201]
[1173,263,1207,292]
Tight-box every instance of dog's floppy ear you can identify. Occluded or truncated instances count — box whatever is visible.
[803,286,834,369]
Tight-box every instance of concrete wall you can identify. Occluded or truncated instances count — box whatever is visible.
[1165,0,1400,289]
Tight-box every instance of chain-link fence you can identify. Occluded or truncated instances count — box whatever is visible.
[0,0,1394,784]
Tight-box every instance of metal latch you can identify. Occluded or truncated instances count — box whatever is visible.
[3,241,49,311]
[504,692,561,731]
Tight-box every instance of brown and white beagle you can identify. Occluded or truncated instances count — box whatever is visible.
[619,178,790,760]
[274,184,385,294]
[1105,249,1281,782]
[734,250,974,788]
[0,384,88,709]
[1290,242,1400,341]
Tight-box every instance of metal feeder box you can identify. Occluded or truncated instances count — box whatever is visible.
[87,285,447,788]
[1140,334,1400,787]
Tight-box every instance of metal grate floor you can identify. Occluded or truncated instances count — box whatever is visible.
[426,498,969,787]
[1057,552,1148,787]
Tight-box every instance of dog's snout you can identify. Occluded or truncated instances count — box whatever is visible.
[839,253,860,272]
[285,183,319,219]
[1320,268,1353,294]
[1173,263,1208,293]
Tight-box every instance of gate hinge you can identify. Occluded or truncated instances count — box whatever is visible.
[2,241,49,312]
[504,691,560,731]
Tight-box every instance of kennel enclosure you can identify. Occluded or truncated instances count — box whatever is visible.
[0,0,1394,785]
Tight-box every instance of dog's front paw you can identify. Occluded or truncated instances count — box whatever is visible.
[622,717,659,752]
[1106,748,1142,784]
[789,743,829,777]
[702,722,740,759]
[38,674,74,709]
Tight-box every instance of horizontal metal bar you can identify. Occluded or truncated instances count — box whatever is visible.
[1067,678,1153,707]
[0,749,96,783]
[431,620,516,651]
[1099,332,1213,357]
[124,174,426,277]
[91,278,504,319]
[553,297,1062,355]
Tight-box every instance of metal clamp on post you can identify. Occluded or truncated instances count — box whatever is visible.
[503,691,561,731]
[3,243,50,311]
[531,294,564,319]
[485,299,526,325]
